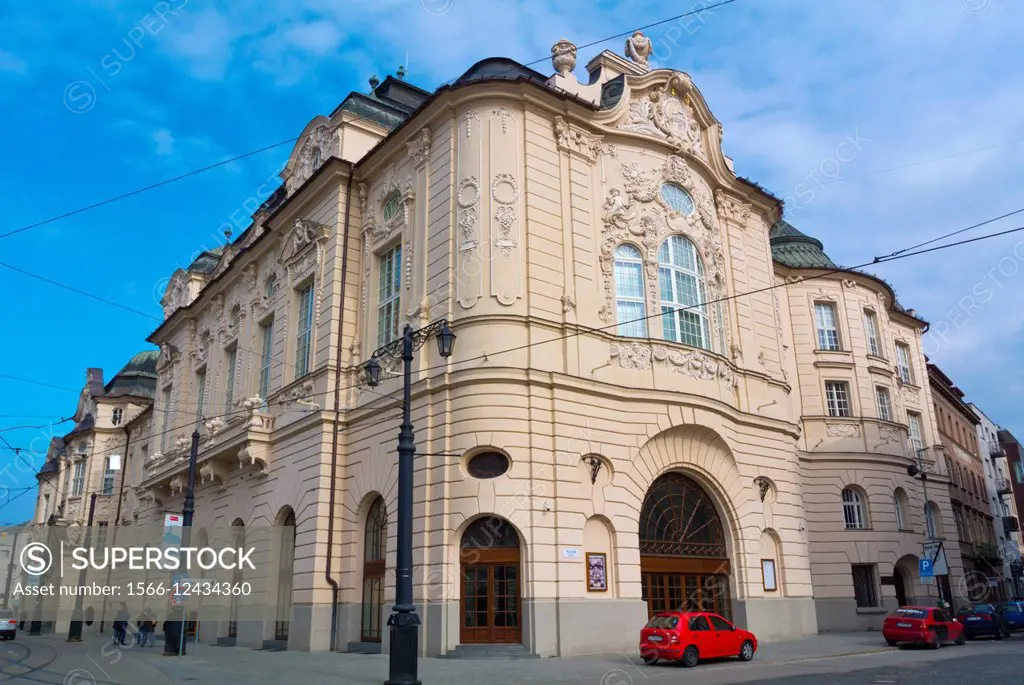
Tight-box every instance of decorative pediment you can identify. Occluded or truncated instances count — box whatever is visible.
[285,121,339,193]
[280,218,330,266]
[161,270,192,318]
[616,73,706,159]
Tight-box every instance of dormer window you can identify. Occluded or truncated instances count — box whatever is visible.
[266,274,279,299]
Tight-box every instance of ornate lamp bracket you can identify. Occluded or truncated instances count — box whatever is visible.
[754,476,771,502]
[584,456,603,485]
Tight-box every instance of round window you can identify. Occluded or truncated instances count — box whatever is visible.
[466,452,510,479]
[660,183,695,215]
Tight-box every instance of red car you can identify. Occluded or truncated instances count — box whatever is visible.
[639,611,757,667]
[881,606,965,648]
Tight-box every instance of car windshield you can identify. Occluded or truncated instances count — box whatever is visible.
[892,608,928,618]
[645,615,679,629]
[971,604,996,614]
[996,602,1019,611]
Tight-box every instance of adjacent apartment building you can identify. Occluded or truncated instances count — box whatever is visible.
[972,404,1022,598]
[33,33,975,654]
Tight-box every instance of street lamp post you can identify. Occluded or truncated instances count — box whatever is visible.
[29,515,57,636]
[364,319,455,685]
[908,446,946,607]
[67,494,98,641]
[163,428,199,656]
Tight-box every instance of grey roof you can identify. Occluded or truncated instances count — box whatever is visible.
[454,58,548,86]
[187,247,225,274]
[769,219,837,269]
[104,350,158,399]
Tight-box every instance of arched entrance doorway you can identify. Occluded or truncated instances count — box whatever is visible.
[361,496,387,643]
[639,472,732,619]
[894,568,909,607]
[459,517,521,644]
[275,508,296,642]
[228,518,245,639]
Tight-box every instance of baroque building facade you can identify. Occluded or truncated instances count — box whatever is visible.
[33,34,978,653]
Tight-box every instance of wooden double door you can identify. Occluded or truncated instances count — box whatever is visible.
[641,556,732,621]
[460,548,521,644]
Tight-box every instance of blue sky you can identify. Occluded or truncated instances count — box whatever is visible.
[0,0,1022,523]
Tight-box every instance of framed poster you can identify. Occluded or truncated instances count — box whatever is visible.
[586,552,608,592]
[762,559,777,592]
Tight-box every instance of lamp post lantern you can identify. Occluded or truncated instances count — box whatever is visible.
[363,319,455,685]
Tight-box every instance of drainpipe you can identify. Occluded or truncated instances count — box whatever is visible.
[327,163,354,650]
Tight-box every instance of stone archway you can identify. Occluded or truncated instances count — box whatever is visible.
[639,472,733,620]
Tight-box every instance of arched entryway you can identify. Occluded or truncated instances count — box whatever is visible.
[274,507,296,642]
[639,472,732,619]
[459,517,521,644]
[894,568,909,607]
[228,518,245,639]
[361,496,387,643]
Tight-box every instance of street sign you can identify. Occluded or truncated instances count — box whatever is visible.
[923,541,949,576]
[163,513,183,548]
[919,558,934,579]
[170,572,189,607]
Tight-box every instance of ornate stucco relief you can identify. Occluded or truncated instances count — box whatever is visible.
[488,109,521,306]
[287,124,339,194]
[598,154,729,354]
[609,341,737,387]
[456,176,481,309]
[826,423,861,438]
[616,74,706,159]
[406,127,431,168]
[553,116,606,163]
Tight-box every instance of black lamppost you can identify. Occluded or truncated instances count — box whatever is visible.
[364,319,455,685]
[908,446,947,608]
[163,428,199,656]
[29,514,57,636]
[67,494,98,641]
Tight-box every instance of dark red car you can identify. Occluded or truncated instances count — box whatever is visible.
[881,606,965,648]
[639,611,757,667]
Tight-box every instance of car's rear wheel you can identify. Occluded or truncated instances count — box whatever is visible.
[682,645,700,668]
[739,641,754,661]
[955,634,966,646]
[641,653,658,665]
[885,639,898,647]
[929,632,941,649]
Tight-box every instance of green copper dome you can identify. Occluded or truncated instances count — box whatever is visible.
[770,219,837,269]
[104,349,158,399]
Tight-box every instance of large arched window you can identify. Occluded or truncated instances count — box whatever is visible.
[657,235,710,350]
[361,497,387,642]
[639,473,727,558]
[275,508,296,642]
[614,244,647,337]
[842,487,867,530]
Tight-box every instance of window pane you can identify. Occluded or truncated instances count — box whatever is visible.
[259,320,274,400]
[614,248,648,337]
[657,236,709,350]
[377,245,402,345]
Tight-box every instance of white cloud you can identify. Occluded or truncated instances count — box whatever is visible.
[160,8,237,80]
[0,49,27,74]
[152,128,175,156]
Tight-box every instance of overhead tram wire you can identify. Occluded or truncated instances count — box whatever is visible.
[11,216,1024,476]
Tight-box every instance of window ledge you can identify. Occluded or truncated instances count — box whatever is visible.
[866,354,890,364]
[814,349,853,357]
[856,608,887,615]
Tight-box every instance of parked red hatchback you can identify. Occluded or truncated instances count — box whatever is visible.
[881,606,965,648]
[639,611,757,667]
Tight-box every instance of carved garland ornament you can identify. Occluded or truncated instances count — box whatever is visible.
[491,173,519,258]
[598,155,729,353]
[826,423,861,438]
[553,116,606,162]
[609,342,737,387]
[456,176,481,309]
[617,73,705,158]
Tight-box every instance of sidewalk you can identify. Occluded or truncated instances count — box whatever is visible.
[132,632,895,685]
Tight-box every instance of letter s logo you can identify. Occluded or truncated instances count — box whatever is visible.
[20,542,52,576]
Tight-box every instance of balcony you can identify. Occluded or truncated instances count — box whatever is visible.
[990,442,1005,458]
[973,542,1003,563]
[1005,516,1020,535]
[997,478,1014,496]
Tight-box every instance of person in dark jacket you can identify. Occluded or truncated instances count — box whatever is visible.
[113,603,130,645]
[138,608,157,647]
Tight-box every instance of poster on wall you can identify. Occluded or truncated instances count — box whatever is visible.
[762,559,777,591]
[587,552,608,592]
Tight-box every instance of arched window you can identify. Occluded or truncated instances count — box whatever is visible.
[660,183,695,215]
[926,501,941,539]
[613,244,647,337]
[893,489,908,531]
[275,508,296,642]
[657,235,710,350]
[842,487,867,530]
[382,191,402,223]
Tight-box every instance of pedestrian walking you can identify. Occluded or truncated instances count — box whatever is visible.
[113,603,130,645]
